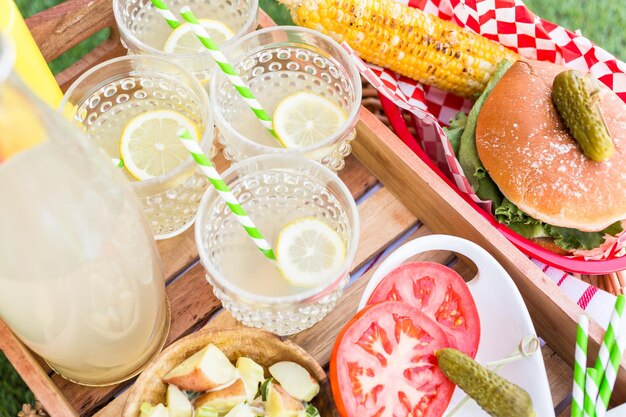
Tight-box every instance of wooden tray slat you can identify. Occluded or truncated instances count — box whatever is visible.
[353,187,418,267]
[94,391,129,417]
[25,0,126,91]
[543,347,574,412]
[26,0,115,61]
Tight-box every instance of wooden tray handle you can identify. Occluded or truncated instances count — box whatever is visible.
[25,0,126,92]
[0,319,78,416]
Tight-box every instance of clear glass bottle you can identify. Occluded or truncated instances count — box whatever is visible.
[0,34,170,386]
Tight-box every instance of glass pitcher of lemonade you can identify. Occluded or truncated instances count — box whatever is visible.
[0,34,170,386]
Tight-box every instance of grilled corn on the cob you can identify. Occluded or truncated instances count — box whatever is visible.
[281,0,520,98]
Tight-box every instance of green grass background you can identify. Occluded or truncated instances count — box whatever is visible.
[1,0,625,415]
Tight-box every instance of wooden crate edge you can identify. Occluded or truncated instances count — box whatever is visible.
[0,320,78,416]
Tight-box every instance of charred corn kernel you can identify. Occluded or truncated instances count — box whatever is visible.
[281,0,520,98]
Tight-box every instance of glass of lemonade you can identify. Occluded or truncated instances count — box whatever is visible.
[61,55,214,239]
[0,34,169,386]
[195,155,360,335]
[210,26,362,171]
[113,0,259,85]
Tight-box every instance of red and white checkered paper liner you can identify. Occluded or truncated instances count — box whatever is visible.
[342,0,626,262]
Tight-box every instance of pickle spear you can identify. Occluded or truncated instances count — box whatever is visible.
[552,70,614,162]
[435,348,536,417]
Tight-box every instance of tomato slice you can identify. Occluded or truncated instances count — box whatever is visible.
[330,301,455,417]
[367,262,480,358]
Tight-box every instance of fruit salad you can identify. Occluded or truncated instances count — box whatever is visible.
[139,343,321,417]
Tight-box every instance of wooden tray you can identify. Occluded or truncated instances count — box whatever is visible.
[1,1,625,415]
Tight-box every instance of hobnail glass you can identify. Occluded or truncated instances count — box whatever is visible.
[113,0,259,85]
[210,26,362,171]
[61,55,214,239]
[195,155,360,335]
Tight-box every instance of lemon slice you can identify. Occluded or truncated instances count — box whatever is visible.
[119,110,199,180]
[276,217,346,288]
[272,91,347,148]
[163,19,235,54]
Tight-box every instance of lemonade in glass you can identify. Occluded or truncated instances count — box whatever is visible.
[61,55,214,239]
[210,26,362,171]
[195,155,360,335]
[113,0,259,85]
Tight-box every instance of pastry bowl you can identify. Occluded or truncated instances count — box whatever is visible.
[123,327,334,417]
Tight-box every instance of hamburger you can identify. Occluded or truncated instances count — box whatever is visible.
[445,59,626,257]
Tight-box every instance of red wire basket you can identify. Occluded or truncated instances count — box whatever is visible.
[367,0,626,274]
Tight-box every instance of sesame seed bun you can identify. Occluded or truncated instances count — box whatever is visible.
[475,59,626,232]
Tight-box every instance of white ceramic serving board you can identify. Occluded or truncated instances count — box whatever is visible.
[607,403,626,416]
[358,234,555,417]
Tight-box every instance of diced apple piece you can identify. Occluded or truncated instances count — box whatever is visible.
[236,357,265,401]
[224,403,255,417]
[265,384,305,417]
[140,402,154,417]
[145,403,169,417]
[194,378,248,415]
[268,362,320,402]
[163,344,238,391]
[195,405,219,417]
[166,384,193,417]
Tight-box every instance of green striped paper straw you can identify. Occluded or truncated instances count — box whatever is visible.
[178,5,279,140]
[584,368,600,417]
[583,295,625,417]
[149,0,181,28]
[593,295,625,381]
[177,128,276,261]
[595,334,626,417]
[573,315,589,417]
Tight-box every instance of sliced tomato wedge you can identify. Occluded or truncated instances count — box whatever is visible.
[330,301,455,417]
[367,261,480,358]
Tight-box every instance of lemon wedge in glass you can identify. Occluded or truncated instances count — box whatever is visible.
[276,217,346,288]
[163,19,235,54]
[119,110,199,180]
[272,92,347,148]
